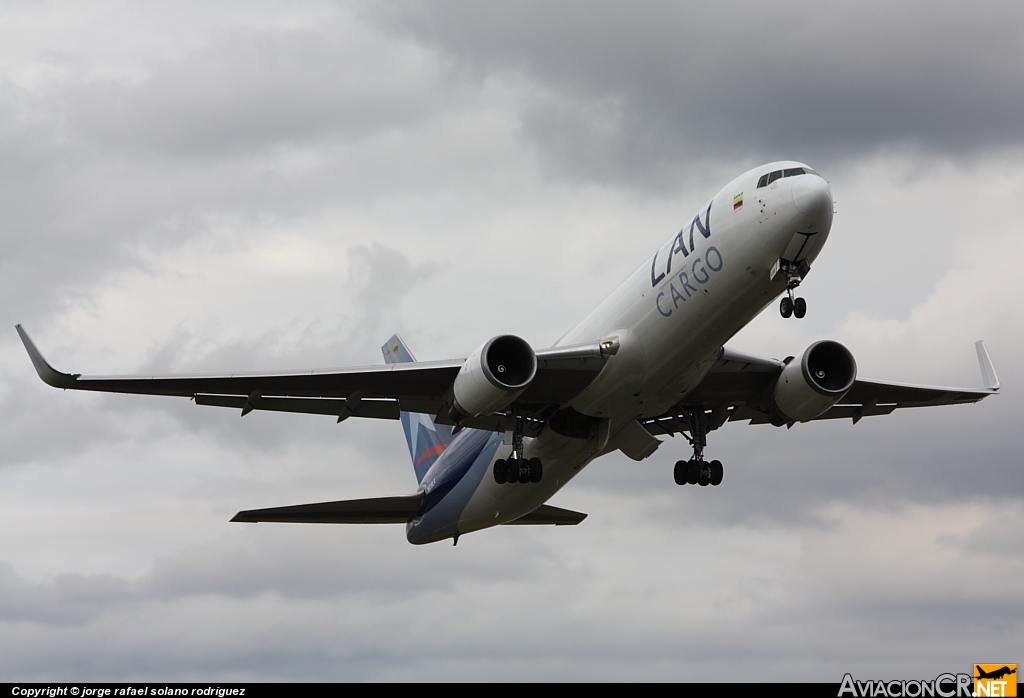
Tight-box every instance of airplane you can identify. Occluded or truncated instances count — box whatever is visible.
[16,161,1001,545]
[975,666,1016,681]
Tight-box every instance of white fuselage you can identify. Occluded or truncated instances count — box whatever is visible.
[411,161,834,542]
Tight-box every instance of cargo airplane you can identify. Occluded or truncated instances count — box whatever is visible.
[17,161,1001,545]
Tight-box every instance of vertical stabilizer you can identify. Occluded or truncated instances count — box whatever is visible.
[382,334,453,484]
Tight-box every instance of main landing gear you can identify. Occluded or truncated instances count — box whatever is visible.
[493,408,543,485]
[493,457,543,484]
[778,260,807,319]
[673,406,725,487]
[673,458,723,486]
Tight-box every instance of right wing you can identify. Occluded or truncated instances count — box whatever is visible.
[643,342,998,435]
[16,325,611,429]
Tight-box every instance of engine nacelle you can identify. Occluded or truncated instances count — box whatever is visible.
[452,335,537,418]
[771,340,857,424]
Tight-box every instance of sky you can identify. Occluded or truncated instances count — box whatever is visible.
[1,0,1023,682]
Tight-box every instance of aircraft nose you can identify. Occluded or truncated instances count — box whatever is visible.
[791,174,832,220]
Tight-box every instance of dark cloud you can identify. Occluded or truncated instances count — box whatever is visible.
[371,1,1024,187]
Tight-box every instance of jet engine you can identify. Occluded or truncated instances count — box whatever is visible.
[771,340,856,425]
[451,335,537,418]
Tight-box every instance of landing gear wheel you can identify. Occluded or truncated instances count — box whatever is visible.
[709,460,723,486]
[698,463,710,486]
[793,297,806,319]
[518,459,531,484]
[674,460,687,485]
[686,459,701,485]
[528,457,543,483]
[780,296,793,318]
[493,459,507,484]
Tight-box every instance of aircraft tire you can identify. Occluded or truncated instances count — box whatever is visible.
[518,461,531,484]
[493,459,507,484]
[673,460,687,485]
[793,297,806,318]
[780,297,793,318]
[529,458,543,483]
[686,459,700,485]
[709,460,723,486]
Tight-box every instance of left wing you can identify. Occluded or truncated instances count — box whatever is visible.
[16,324,611,429]
[643,342,998,435]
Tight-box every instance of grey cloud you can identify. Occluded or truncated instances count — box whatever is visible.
[0,376,132,469]
[3,493,1021,680]
[575,389,1019,529]
[0,244,437,464]
[371,1,1024,187]
[0,14,455,333]
[66,24,449,158]
[0,561,132,626]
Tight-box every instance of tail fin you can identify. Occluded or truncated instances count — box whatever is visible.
[382,334,453,484]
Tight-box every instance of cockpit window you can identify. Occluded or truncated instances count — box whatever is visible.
[757,167,812,188]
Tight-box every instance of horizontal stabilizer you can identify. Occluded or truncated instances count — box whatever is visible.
[503,504,587,526]
[231,493,423,524]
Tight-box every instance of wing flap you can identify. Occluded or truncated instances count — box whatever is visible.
[231,494,424,524]
[195,394,403,420]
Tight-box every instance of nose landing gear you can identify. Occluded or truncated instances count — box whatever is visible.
[780,294,806,319]
[777,260,807,319]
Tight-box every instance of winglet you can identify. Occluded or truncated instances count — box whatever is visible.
[975,340,1000,391]
[14,325,79,389]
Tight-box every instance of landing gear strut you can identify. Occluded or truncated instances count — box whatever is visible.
[672,406,724,487]
[493,409,543,485]
[778,261,807,319]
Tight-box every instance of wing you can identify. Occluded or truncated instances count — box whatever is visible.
[643,342,999,436]
[16,325,611,429]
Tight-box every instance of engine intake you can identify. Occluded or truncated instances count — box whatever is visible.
[452,335,537,418]
[771,340,857,425]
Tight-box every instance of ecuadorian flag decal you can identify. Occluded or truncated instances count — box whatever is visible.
[733,192,743,210]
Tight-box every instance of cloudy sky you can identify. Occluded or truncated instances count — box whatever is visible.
[2,0,1023,681]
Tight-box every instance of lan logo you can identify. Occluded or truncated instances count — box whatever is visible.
[975,664,1017,697]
